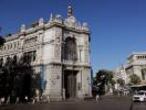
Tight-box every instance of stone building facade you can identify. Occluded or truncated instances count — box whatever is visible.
[0,5,92,101]
[125,52,146,84]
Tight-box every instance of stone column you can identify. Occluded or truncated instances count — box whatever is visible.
[43,65,62,101]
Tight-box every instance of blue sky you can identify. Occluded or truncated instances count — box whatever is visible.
[0,0,146,73]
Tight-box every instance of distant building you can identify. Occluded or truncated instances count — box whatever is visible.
[114,52,146,86]
[0,5,92,101]
[125,52,146,85]
[114,65,127,84]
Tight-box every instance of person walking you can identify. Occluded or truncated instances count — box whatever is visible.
[96,93,101,102]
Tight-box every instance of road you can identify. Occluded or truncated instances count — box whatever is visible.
[0,96,146,110]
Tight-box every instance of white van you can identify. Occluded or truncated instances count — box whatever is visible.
[133,90,146,102]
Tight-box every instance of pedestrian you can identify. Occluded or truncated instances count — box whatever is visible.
[15,97,19,104]
[25,96,28,103]
[0,97,5,105]
[31,97,35,104]
[96,94,100,101]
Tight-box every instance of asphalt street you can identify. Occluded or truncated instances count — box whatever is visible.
[0,96,146,110]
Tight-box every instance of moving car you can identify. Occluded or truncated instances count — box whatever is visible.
[133,90,146,102]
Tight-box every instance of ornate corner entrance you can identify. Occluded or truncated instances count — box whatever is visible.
[63,70,77,99]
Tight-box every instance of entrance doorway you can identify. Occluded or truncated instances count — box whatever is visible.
[64,70,77,99]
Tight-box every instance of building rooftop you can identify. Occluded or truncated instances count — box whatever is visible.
[127,52,146,59]
[3,5,90,42]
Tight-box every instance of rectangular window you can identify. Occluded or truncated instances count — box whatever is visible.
[24,51,36,62]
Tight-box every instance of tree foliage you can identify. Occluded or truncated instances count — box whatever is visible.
[0,54,41,103]
[93,69,115,95]
[0,36,5,46]
[96,70,115,85]
[117,78,125,87]
[0,27,5,46]
[129,74,141,85]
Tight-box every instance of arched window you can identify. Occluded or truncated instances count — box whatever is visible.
[5,56,11,66]
[12,55,17,65]
[63,37,77,61]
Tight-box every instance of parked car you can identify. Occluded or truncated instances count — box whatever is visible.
[132,90,146,102]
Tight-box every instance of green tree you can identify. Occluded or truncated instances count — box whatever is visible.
[94,69,115,95]
[0,37,5,46]
[129,74,141,85]
[117,78,125,87]
[17,54,33,102]
[18,54,41,102]
[0,53,41,103]
[0,56,13,102]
